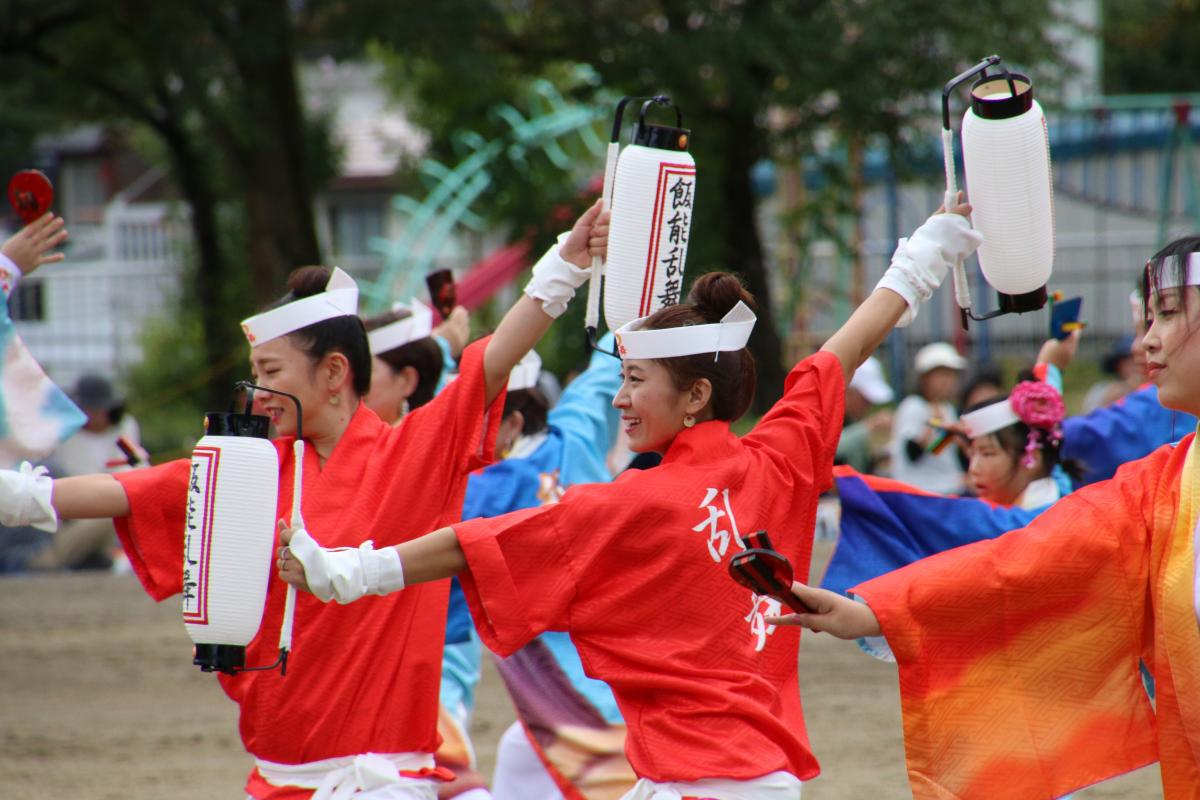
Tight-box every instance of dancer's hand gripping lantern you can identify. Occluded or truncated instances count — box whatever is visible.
[585,95,697,352]
[183,383,303,675]
[942,55,1055,328]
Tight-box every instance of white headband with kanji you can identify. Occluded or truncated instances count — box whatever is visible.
[508,350,542,392]
[241,268,359,346]
[614,301,756,360]
[1153,252,1200,290]
[368,300,433,355]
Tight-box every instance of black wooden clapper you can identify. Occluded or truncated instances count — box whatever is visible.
[728,530,815,614]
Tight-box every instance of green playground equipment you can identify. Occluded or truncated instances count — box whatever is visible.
[361,66,613,314]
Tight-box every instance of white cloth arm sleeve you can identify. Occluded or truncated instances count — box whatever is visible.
[875,213,983,326]
[287,529,406,604]
[0,461,57,532]
[523,232,591,319]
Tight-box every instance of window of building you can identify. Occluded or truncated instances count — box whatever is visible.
[9,280,44,322]
[61,158,108,224]
[329,202,385,257]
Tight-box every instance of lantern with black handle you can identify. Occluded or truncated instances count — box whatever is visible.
[585,95,697,352]
[942,55,1055,328]
[184,382,303,675]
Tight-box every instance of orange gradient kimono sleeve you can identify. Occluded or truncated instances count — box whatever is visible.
[854,433,1200,799]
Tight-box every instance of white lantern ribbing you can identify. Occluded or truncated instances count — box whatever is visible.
[943,57,1055,324]
[184,411,279,674]
[585,96,697,342]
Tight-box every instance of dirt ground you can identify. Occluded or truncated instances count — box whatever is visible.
[0,541,1163,799]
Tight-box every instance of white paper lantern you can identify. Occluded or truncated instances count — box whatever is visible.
[961,74,1055,311]
[183,412,279,673]
[588,97,697,335]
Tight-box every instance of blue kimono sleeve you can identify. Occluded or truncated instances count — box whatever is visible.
[547,332,622,487]
[433,335,457,394]
[821,469,1047,597]
[1061,384,1195,486]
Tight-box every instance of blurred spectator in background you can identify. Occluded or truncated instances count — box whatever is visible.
[960,364,1005,412]
[28,374,145,571]
[836,356,894,474]
[888,342,966,494]
[1081,334,1140,412]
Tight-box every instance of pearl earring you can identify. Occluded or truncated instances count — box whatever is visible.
[330,394,340,406]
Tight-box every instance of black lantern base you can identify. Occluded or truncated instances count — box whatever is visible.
[996,286,1048,315]
[194,644,246,673]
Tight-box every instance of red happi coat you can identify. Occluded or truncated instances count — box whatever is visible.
[114,339,502,799]
[454,351,846,783]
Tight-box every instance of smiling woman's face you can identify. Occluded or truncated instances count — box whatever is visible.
[1143,286,1200,416]
[248,336,325,437]
[612,358,693,453]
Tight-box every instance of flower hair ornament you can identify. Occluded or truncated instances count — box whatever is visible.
[1008,380,1065,468]
[960,380,1066,469]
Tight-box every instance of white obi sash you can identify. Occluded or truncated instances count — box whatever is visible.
[255,752,437,800]
[620,770,802,800]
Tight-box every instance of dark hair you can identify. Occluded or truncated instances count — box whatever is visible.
[1142,235,1200,319]
[959,364,1004,411]
[265,266,372,397]
[361,309,444,410]
[639,272,757,422]
[503,386,550,435]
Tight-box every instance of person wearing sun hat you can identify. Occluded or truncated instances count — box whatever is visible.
[836,357,895,474]
[888,341,968,494]
[28,374,147,572]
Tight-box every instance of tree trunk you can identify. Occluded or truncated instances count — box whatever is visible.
[715,108,785,415]
[228,0,323,303]
[161,124,244,411]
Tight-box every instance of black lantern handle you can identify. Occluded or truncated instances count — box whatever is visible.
[942,55,1001,130]
[235,381,304,442]
[637,96,683,130]
[610,94,673,143]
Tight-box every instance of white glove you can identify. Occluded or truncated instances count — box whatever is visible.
[0,461,57,532]
[523,232,591,319]
[286,528,405,604]
[875,213,983,327]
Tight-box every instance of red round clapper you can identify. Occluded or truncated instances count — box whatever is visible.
[8,170,54,224]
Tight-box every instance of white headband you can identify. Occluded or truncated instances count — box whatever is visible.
[368,300,433,355]
[1151,252,1200,291]
[508,350,542,392]
[959,398,1019,439]
[241,268,359,346]
[614,301,756,360]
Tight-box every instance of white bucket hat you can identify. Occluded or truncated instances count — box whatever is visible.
[913,342,967,375]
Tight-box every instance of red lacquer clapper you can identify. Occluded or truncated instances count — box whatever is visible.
[728,530,815,613]
[426,269,457,321]
[7,170,54,224]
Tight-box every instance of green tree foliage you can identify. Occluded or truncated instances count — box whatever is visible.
[325,0,1062,409]
[1102,0,1200,94]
